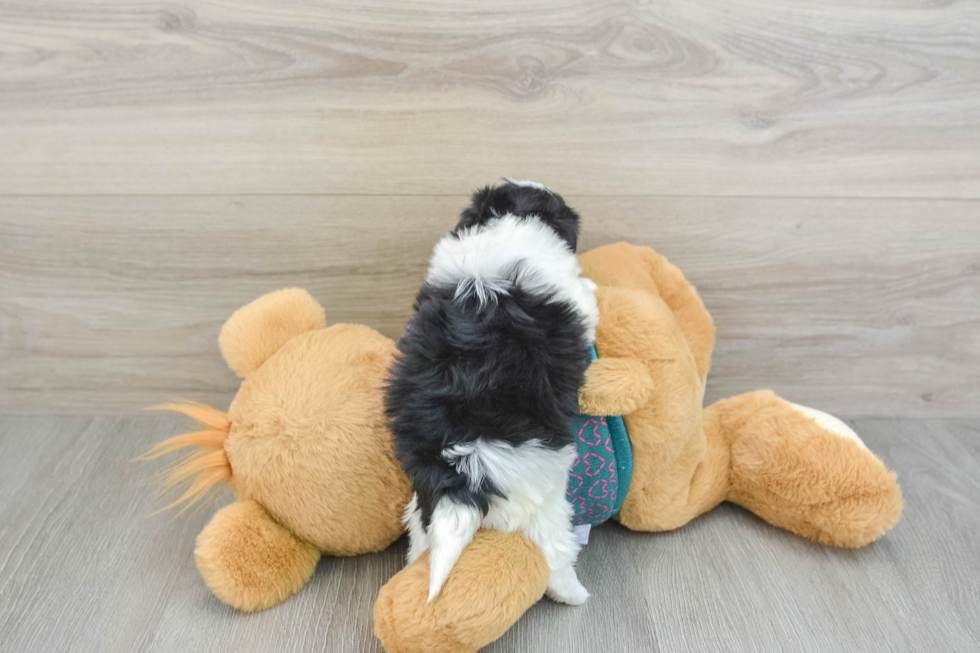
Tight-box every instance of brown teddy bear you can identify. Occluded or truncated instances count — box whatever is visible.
[146,242,902,650]
[143,289,412,611]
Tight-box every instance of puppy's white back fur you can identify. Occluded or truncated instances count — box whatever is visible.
[426,214,599,340]
[406,440,583,603]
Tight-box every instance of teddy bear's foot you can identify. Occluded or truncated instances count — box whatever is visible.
[374,529,549,653]
[195,499,321,611]
[707,391,903,548]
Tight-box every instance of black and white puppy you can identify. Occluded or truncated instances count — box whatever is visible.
[386,179,598,604]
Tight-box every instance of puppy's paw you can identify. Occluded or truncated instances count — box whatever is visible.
[546,569,590,606]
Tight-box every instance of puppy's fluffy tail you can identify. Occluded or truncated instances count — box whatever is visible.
[426,498,482,602]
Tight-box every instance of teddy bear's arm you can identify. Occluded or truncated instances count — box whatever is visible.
[579,357,655,416]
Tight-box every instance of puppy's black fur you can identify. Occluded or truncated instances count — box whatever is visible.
[385,182,590,529]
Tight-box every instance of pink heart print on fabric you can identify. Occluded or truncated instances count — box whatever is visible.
[578,419,602,446]
[588,479,609,499]
[583,453,606,477]
[587,504,610,521]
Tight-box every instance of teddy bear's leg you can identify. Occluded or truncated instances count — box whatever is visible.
[195,499,321,611]
[374,529,550,653]
[704,391,903,547]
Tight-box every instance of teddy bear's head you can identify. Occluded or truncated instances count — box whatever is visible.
[159,289,411,558]
[219,289,412,555]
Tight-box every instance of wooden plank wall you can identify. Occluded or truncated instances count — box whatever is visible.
[1,0,978,417]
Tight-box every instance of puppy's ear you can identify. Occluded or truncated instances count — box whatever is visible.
[508,188,580,252]
[456,185,508,233]
[547,203,580,252]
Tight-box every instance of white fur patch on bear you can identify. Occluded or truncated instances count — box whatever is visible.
[788,402,869,451]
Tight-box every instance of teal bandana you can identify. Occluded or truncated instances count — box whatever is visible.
[566,345,633,529]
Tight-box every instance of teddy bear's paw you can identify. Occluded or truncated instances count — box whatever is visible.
[546,567,590,606]
[579,357,655,416]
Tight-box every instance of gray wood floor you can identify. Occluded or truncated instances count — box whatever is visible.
[1,414,977,652]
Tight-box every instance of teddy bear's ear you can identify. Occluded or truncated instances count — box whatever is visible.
[219,288,326,378]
